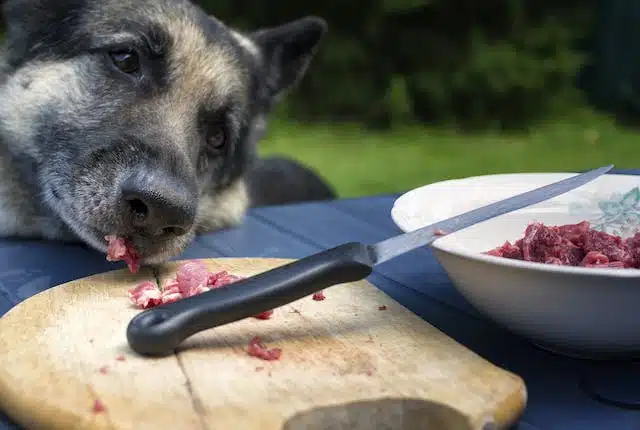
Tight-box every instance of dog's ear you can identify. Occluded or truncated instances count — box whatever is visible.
[250,16,328,99]
[2,0,86,66]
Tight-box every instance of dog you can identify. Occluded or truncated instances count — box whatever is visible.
[0,0,335,265]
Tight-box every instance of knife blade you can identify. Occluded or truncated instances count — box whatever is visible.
[127,165,613,356]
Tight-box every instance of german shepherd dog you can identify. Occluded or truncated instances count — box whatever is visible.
[0,0,334,265]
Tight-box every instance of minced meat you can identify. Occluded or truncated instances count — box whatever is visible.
[247,336,282,361]
[486,221,640,268]
[127,260,276,319]
[92,399,106,413]
[312,291,326,301]
[105,235,141,273]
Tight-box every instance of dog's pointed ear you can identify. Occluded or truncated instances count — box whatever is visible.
[250,16,328,98]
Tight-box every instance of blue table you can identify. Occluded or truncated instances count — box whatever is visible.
[2,170,640,430]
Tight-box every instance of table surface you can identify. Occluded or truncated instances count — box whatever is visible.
[2,169,640,430]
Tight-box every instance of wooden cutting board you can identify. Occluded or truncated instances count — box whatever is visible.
[0,258,526,430]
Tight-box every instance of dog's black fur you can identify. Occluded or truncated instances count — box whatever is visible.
[248,156,336,207]
[0,0,334,265]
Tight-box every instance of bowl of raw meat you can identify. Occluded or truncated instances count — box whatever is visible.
[391,172,640,359]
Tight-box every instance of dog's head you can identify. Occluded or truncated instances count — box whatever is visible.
[0,0,326,263]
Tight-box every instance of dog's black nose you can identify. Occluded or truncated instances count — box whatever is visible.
[120,173,196,237]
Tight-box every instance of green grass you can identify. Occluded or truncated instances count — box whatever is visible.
[258,110,640,198]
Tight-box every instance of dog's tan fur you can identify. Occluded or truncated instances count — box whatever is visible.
[0,0,331,264]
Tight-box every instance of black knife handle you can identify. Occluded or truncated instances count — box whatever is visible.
[126,242,375,356]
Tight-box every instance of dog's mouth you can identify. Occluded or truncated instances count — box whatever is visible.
[46,187,191,266]
[101,231,194,268]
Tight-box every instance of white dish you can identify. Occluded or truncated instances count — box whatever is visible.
[391,172,640,359]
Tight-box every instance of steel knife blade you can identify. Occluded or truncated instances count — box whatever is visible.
[127,165,613,356]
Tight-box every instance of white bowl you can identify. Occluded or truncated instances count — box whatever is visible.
[391,172,640,359]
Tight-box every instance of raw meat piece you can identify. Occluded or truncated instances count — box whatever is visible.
[583,229,634,267]
[175,260,209,296]
[254,310,274,320]
[520,223,584,266]
[557,221,591,247]
[485,221,640,269]
[312,291,326,301]
[208,270,243,288]
[127,262,276,320]
[247,336,282,361]
[92,400,106,413]
[581,251,610,267]
[486,241,523,260]
[105,235,141,273]
[544,257,563,265]
[160,282,184,305]
[128,281,162,309]
[626,232,640,267]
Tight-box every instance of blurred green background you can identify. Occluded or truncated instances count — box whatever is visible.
[193,0,640,198]
[6,0,640,198]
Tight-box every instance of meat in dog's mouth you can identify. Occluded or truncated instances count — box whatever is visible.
[103,235,187,272]
[47,186,191,267]
[105,235,141,273]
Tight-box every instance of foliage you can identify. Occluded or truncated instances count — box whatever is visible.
[196,0,598,130]
[0,1,614,130]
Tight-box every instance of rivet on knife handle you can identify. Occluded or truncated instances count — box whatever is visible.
[126,242,375,356]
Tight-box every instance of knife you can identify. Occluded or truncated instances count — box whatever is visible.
[127,165,613,356]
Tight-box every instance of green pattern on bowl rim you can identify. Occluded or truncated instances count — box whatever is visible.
[569,187,640,238]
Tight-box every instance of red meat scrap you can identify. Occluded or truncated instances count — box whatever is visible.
[247,336,282,361]
[557,221,591,247]
[486,241,523,260]
[520,222,584,265]
[208,270,243,286]
[583,229,635,267]
[105,235,141,273]
[486,221,640,269]
[127,261,276,319]
[128,281,162,309]
[628,232,640,267]
[312,291,326,301]
[581,251,625,268]
[92,399,106,414]
[253,310,274,320]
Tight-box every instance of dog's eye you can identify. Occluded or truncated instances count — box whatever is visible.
[209,128,226,150]
[109,50,140,74]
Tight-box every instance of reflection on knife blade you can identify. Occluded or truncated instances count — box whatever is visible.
[127,165,613,356]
